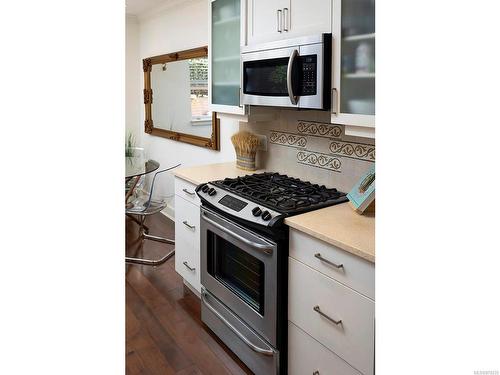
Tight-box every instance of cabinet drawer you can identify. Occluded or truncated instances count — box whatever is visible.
[288,321,361,375]
[288,258,374,375]
[289,229,374,300]
[174,196,201,292]
[174,177,200,206]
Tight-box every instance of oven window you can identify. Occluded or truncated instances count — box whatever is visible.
[207,231,265,314]
[243,57,289,96]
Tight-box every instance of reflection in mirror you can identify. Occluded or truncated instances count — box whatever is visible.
[143,46,219,150]
[151,57,212,138]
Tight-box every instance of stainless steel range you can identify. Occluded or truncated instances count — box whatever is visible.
[196,173,348,375]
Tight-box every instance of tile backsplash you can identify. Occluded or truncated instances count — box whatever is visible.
[240,110,375,192]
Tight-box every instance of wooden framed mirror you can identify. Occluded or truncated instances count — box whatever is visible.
[143,46,219,150]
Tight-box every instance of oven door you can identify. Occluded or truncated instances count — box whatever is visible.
[200,206,278,346]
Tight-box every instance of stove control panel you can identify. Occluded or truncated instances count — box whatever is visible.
[261,210,272,221]
[196,183,282,227]
[251,207,262,217]
[219,195,248,212]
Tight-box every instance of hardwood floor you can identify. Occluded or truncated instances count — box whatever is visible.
[126,213,253,375]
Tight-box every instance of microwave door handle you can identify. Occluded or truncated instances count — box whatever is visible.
[287,49,299,105]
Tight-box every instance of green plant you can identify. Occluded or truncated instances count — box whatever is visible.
[125,131,136,157]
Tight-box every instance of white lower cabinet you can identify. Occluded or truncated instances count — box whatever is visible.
[288,258,374,374]
[174,177,201,206]
[174,177,201,293]
[289,229,375,300]
[288,321,361,375]
[288,231,375,375]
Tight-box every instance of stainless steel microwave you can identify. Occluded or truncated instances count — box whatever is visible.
[241,34,331,110]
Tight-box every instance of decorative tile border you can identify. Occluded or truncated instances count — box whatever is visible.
[269,130,307,148]
[329,140,375,162]
[297,150,342,173]
[266,121,375,173]
[297,121,342,139]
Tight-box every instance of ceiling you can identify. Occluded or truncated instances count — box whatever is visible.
[126,0,171,16]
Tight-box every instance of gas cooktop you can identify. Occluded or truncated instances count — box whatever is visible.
[213,173,346,213]
[196,172,348,228]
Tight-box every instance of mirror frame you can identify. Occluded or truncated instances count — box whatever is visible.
[143,46,219,150]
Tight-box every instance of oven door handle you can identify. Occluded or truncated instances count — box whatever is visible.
[287,49,299,105]
[201,291,275,356]
[201,212,274,255]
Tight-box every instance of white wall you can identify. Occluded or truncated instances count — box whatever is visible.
[127,0,239,217]
[125,15,141,137]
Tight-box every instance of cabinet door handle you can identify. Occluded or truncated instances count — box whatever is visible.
[183,261,195,271]
[283,8,289,31]
[183,220,195,230]
[313,305,342,325]
[331,88,338,114]
[182,188,195,196]
[313,371,320,375]
[314,253,343,269]
[277,9,282,32]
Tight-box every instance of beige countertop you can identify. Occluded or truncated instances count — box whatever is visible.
[175,162,374,263]
[174,162,266,185]
[285,203,375,263]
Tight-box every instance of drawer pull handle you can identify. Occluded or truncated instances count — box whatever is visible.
[183,220,195,230]
[313,305,342,325]
[314,253,343,269]
[313,371,320,375]
[182,188,195,196]
[183,261,195,271]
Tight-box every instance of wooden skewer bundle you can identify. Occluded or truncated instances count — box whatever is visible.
[231,131,260,171]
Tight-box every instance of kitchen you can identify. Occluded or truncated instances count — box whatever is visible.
[2,0,498,374]
[126,0,374,374]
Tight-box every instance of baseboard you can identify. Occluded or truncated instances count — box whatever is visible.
[161,202,175,221]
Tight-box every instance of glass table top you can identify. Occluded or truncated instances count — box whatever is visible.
[126,157,159,179]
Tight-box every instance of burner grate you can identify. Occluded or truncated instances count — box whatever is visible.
[212,172,346,214]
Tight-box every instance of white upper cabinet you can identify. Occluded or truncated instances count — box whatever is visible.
[209,0,246,114]
[247,0,288,45]
[331,0,375,137]
[247,0,332,45]
[287,0,332,39]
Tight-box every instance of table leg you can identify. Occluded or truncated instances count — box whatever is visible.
[126,213,149,233]
[125,175,141,208]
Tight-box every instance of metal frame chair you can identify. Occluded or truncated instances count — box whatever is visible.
[125,163,180,266]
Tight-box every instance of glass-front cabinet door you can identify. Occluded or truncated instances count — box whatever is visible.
[209,0,245,114]
[332,0,375,135]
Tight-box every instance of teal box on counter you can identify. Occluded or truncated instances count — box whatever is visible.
[347,165,375,213]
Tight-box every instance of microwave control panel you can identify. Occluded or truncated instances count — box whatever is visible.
[300,55,317,96]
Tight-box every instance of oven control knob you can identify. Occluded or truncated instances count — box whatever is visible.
[208,188,217,196]
[201,184,210,193]
[252,207,262,217]
[261,210,272,221]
